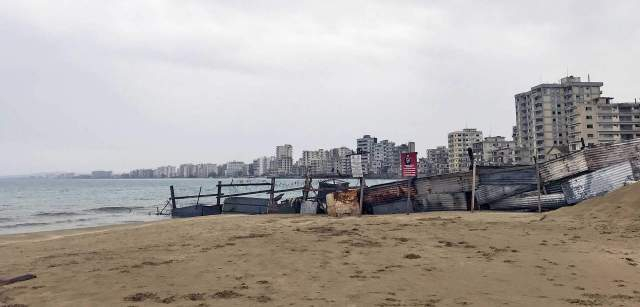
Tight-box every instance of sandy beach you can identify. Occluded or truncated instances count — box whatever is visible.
[1,184,639,307]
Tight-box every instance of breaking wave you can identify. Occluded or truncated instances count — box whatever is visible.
[85,206,145,213]
[34,211,81,217]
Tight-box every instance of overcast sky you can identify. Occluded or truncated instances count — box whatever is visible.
[1,1,639,175]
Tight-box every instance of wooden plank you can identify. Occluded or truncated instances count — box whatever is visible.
[0,274,36,286]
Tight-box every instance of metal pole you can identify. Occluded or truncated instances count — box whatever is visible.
[535,157,542,213]
[269,177,276,206]
[196,186,202,205]
[169,185,176,210]
[471,163,476,212]
[359,177,365,216]
[216,181,222,206]
[406,178,411,213]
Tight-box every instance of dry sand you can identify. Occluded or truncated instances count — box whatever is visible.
[1,184,640,307]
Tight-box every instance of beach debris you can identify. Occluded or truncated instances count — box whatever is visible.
[327,190,360,217]
[300,200,317,215]
[0,274,36,286]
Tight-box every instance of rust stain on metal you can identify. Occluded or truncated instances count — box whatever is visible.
[327,189,361,217]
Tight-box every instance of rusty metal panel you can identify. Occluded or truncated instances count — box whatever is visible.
[477,166,537,185]
[584,139,640,171]
[539,151,589,183]
[475,184,536,205]
[415,192,468,211]
[363,180,415,206]
[415,172,474,194]
[327,190,361,217]
[490,193,566,211]
[561,161,634,204]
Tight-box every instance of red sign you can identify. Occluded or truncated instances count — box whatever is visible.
[401,152,418,177]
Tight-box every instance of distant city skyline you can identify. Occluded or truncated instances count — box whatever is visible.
[2,1,640,176]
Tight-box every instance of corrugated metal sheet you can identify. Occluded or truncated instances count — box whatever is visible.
[415,172,473,194]
[172,204,221,217]
[584,139,640,171]
[415,193,468,211]
[475,184,536,205]
[477,166,537,185]
[489,193,566,211]
[223,197,269,214]
[539,151,589,183]
[300,201,317,215]
[371,200,413,215]
[632,158,640,180]
[561,161,634,204]
[543,180,564,194]
[363,180,415,206]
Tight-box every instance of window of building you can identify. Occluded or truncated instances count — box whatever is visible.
[587,124,593,128]
[587,134,594,138]
[586,107,592,111]
[586,115,592,119]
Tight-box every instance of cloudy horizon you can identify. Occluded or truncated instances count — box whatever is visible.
[2,1,639,176]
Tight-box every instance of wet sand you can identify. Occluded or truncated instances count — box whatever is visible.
[1,184,639,306]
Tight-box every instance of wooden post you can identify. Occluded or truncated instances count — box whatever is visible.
[406,177,411,213]
[359,177,365,215]
[196,186,202,205]
[269,177,276,206]
[216,181,222,206]
[471,163,476,212]
[302,176,310,201]
[535,157,542,213]
[169,185,177,210]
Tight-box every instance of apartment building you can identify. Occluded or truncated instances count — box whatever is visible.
[356,135,377,175]
[250,156,274,177]
[370,140,395,175]
[423,146,449,176]
[178,163,196,178]
[301,149,329,175]
[225,161,247,177]
[514,76,604,163]
[154,165,176,178]
[328,147,353,176]
[569,98,640,150]
[472,136,516,166]
[275,144,293,176]
[448,128,483,173]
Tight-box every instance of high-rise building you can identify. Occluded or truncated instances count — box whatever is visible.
[251,156,273,177]
[301,149,330,175]
[154,165,176,178]
[514,76,604,163]
[472,136,516,166]
[423,146,449,176]
[275,144,293,176]
[568,98,640,149]
[371,140,395,176]
[448,128,483,173]
[225,161,247,177]
[195,163,217,178]
[328,147,353,176]
[356,135,377,175]
[178,164,196,178]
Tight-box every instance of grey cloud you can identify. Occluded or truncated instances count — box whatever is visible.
[1,0,639,175]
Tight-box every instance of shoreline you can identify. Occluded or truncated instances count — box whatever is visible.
[1,185,639,306]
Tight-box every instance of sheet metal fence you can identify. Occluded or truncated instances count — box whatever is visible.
[561,161,634,204]
[363,139,640,214]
